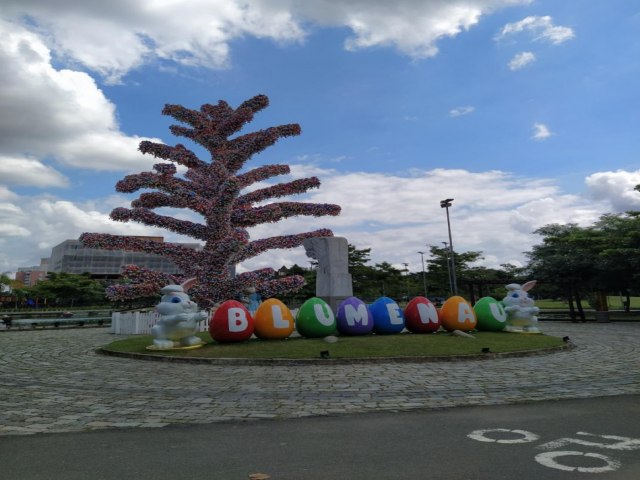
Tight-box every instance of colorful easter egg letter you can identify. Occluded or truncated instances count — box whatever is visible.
[209,300,254,343]
[474,297,507,331]
[404,296,440,333]
[336,297,374,336]
[296,297,336,338]
[254,298,295,339]
[439,296,477,332]
[370,296,405,334]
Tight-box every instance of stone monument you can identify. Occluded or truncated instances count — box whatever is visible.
[303,236,353,312]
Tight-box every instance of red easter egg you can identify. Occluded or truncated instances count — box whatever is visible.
[404,296,440,333]
[209,300,254,342]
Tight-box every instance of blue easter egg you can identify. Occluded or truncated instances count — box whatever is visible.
[370,296,405,334]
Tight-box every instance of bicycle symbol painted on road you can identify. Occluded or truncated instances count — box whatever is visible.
[467,428,640,473]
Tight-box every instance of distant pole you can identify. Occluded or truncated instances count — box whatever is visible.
[402,262,409,299]
[442,241,453,296]
[440,198,458,296]
[417,251,427,296]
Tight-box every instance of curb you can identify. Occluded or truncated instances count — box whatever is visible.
[97,342,576,366]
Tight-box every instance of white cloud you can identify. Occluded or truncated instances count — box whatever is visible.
[497,15,575,44]
[239,166,610,273]
[531,122,553,141]
[0,186,18,201]
[0,19,161,189]
[2,0,533,81]
[3,166,636,277]
[2,1,304,82]
[585,170,640,212]
[449,106,475,117]
[0,155,69,187]
[508,51,535,70]
[0,194,173,273]
[297,1,534,59]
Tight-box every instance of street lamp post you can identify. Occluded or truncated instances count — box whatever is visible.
[440,198,458,295]
[402,262,409,299]
[417,251,427,296]
[442,241,453,296]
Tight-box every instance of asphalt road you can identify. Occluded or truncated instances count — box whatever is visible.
[2,394,638,480]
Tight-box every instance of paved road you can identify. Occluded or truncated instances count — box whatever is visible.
[2,395,639,479]
[0,322,638,436]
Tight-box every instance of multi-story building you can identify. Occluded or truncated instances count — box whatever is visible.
[48,237,200,278]
[15,258,49,287]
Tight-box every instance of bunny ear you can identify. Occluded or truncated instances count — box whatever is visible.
[522,280,537,292]
[181,277,198,292]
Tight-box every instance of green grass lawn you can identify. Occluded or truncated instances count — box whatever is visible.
[536,296,640,309]
[103,331,565,360]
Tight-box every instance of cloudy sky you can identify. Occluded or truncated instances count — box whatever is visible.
[1,0,639,278]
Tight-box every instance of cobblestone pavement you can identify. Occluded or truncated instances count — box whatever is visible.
[1,322,638,436]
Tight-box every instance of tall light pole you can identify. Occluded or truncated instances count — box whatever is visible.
[440,198,458,295]
[442,241,453,296]
[417,251,427,296]
[402,262,409,299]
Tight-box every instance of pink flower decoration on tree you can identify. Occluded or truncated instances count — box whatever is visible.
[81,95,341,306]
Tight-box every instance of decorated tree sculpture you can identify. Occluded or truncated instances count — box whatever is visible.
[80,95,341,306]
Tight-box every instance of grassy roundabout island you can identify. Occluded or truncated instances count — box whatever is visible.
[101,331,568,363]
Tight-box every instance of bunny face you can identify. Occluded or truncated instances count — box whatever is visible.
[155,285,198,316]
[502,288,534,308]
[502,281,537,308]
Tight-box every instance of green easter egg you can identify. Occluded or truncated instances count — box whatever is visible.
[473,297,507,331]
[296,297,336,338]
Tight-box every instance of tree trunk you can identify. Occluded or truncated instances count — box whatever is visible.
[595,291,608,311]
[625,292,631,313]
[574,288,586,322]
[468,283,476,304]
[567,288,577,321]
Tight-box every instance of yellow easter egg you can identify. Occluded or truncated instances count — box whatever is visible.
[439,296,477,332]
[253,298,295,339]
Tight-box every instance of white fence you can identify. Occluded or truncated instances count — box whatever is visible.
[111,311,210,335]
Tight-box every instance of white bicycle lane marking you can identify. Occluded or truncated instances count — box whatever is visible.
[534,451,620,473]
[467,428,640,473]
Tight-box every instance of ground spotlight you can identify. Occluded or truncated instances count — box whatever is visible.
[320,350,330,359]
[563,336,570,343]
[481,347,491,353]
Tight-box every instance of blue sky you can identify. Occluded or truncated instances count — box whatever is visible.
[1,0,639,278]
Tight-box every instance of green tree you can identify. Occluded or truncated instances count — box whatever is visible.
[347,244,382,301]
[424,246,487,299]
[273,264,316,307]
[30,273,107,308]
[591,212,640,311]
[0,273,11,292]
[527,223,601,320]
[526,212,640,317]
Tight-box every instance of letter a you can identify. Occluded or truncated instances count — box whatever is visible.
[458,303,475,323]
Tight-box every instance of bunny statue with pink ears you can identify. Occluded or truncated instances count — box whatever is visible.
[150,278,208,350]
[501,280,541,334]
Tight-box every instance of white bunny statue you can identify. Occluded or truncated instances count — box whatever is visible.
[501,280,541,333]
[150,278,208,349]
